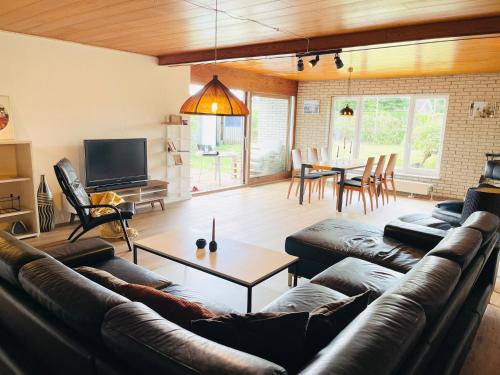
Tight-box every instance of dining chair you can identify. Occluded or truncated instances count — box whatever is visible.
[354,155,386,208]
[382,153,398,203]
[287,149,322,203]
[307,147,339,200]
[320,146,329,162]
[339,157,375,214]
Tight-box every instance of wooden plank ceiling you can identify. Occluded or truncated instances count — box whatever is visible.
[1,0,500,79]
[219,37,500,80]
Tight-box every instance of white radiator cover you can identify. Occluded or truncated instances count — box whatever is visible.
[394,179,433,196]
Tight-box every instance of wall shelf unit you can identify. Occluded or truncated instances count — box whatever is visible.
[0,140,39,239]
[164,121,191,203]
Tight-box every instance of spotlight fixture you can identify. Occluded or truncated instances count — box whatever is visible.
[340,67,354,117]
[297,58,304,71]
[308,55,319,68]
[334,53,344,69]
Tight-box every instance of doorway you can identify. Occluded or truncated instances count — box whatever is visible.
[247,94,294,184]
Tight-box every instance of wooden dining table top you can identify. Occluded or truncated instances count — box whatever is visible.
[308,159,366,171]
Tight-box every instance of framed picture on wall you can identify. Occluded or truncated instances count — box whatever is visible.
[303,99,320,114]
[469,101,496,118]
[0,96,14,140]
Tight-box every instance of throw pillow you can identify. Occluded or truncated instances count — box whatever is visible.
[306,290,371,355]
[74,266,127,293]
[120,283,215,329]
[192,311,309,374]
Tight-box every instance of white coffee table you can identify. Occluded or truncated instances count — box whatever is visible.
[133,229,298,312]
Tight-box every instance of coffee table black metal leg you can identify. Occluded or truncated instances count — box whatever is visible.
[299,164,306,205]
[247,287,252,313]
[133,245,137,264]
[337,170,345,212]
[293,262,298,287]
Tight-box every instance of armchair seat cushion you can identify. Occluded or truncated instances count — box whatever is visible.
[398,213,452,230]
[117,201,135,219]
[337,179,364,188]
[311,258,404,300]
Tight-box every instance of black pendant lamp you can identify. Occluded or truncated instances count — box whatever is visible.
[340,67,354,117]
[179,0,249,116]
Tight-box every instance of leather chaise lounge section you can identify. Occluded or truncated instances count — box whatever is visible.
[0,211,498,375]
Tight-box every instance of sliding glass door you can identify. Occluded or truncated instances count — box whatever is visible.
[248,94,293,183]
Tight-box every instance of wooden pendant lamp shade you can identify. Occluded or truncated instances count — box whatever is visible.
[180,75,249,116]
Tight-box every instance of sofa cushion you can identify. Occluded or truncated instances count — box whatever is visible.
[0,231,51,287]
[18,257,128,340]
[74,266,128,293]
[461,211,499,244]
[299,294,426,375]
[389,255,461,322]
[43,238,114,267]
[92,257,171,289]
[285,218,426,273]
[311,258,404,299]
[102,302,287,375]
[161,284,236,316]
[427,227,482,270]
[306,290,371,355]
[120,284,216,329]
[192,311,309,374]
[384,218,448,251]
[261,283,349,313]
[396,213,452,230]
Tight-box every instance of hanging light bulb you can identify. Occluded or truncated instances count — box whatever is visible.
[340,67,354,117]
[179,0,248,116]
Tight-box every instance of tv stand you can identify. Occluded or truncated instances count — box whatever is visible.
[92,181,147,192]
[85,179,168,210]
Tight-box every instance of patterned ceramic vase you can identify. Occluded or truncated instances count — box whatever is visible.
[37,174,55,232]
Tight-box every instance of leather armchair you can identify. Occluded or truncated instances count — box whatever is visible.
[433,186,500,227]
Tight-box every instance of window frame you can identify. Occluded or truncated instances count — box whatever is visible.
[329,94,448,178]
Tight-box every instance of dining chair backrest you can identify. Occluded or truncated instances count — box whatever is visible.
[361,157,375,184]
[320,146,329,162]
[385,153,397,177]
[373,155,387,179]
[291,149,303,171]
[307,148,319,163]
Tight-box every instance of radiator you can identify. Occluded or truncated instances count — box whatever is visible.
[394,179,433,197]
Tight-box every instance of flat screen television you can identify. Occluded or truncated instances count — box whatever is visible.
[84,138,148,188]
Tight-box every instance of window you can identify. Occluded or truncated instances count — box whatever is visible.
[331,95,447,177]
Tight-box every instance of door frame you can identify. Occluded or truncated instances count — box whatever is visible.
[245,92,295,185]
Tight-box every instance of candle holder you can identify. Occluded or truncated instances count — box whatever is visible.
[209,217,217,252]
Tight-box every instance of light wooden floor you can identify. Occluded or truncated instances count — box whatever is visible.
[27,181,499,375]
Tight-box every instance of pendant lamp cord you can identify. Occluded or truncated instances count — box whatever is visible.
[347,67,353,95]
[214,0,218,66]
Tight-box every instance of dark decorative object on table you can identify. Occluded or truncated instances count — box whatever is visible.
[196,238,207,249]
[209,217,217,252]
[37,174,55,232]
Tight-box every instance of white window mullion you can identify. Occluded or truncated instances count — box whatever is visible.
[404,96,416,174]
[353,96,362,159]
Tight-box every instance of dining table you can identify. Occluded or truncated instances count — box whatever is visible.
[299,159,367,212]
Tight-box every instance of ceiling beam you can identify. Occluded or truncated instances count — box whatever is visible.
[158,16,500,65]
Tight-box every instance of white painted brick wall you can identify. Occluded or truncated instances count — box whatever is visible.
[296,73,500,198]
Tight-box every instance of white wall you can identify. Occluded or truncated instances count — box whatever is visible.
[0,31,190,220]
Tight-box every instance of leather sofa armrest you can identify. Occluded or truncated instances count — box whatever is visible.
[43,238,115,267]
[435,200,464,213]
[384,220,448,252]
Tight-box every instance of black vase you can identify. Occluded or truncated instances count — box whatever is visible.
[37,174,55,232]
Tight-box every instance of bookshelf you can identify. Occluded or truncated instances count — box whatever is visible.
[0,140,39,239]
[164,122,191,203]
